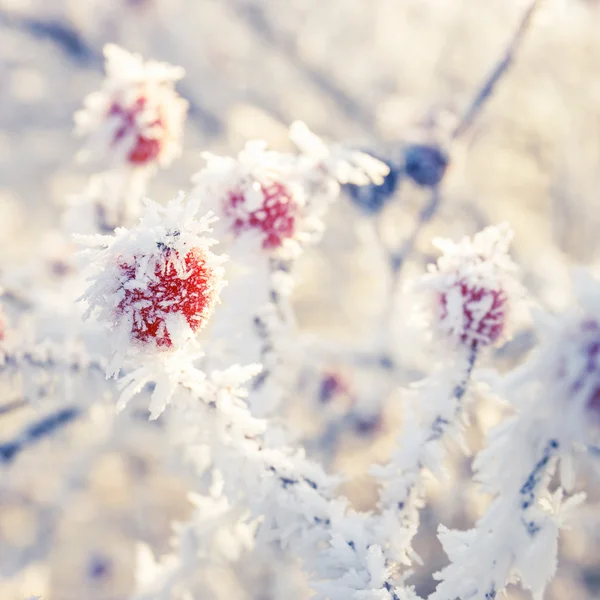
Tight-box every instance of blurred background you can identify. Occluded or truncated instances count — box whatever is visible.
[2,0,600,599]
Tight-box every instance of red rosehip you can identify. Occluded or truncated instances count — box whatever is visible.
[439,280,507,348]
[109,96,165,166]
[224,181,297,249]
[117,247,219,348]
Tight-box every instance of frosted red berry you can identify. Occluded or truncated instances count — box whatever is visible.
[224,181,297,249]
[439,280,507,348]
[109,96,164,166]
[117,247,219,348]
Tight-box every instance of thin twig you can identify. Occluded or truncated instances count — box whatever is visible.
[452,0,542,141]
[0,399,28,416]
[389,185,441,275]
[227,0,376,134]
[0,406,80,464]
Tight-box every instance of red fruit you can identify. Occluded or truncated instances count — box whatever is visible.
[109,96,165,166]
[439,280,507,348]
[117,247,218,348]
[224,181,297,249]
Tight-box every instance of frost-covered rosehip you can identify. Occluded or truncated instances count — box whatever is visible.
[117,246,221,348]
[191,141,304,252]
[224,180,298,250]
[191,127,389,256]
[80,195,225,367]
[75,44,188,168]
[439,280,508,347]
[420,224,521,349]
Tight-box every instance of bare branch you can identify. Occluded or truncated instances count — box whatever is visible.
[452,0,542,140]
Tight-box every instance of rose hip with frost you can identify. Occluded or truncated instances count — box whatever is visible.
[420,224,519,350]
[224,180,298,249]
[439,280,507,349]
[75,45,188,168]
[109,96,165,166]
[117,247,221,348]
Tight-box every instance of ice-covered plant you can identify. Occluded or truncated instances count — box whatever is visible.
[1,25,599,600]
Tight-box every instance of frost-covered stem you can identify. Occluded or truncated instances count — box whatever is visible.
[134,373,356,598]
[1,348,106,376]
[372,347,478,590]
[251,257,297,394]
[0,406,80,464]
[451,0,541,141]
[431,389,573,599]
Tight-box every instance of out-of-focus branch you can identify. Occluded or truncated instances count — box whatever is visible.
[374,0,542,281]
[452,0,542,141]
[0,399,28,416]
[0,9,223,136]
[227,0,377,134]
[0,406,80,464]
[0,11,98,65]
[1,350,106,376]
[389,184,441,275]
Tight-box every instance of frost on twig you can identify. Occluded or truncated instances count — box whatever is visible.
[431,269,599,600]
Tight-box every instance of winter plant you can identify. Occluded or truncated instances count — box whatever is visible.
[2,4,599,599]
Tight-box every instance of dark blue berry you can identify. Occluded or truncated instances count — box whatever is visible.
[344,156,400,214]
[403,144,448,187]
